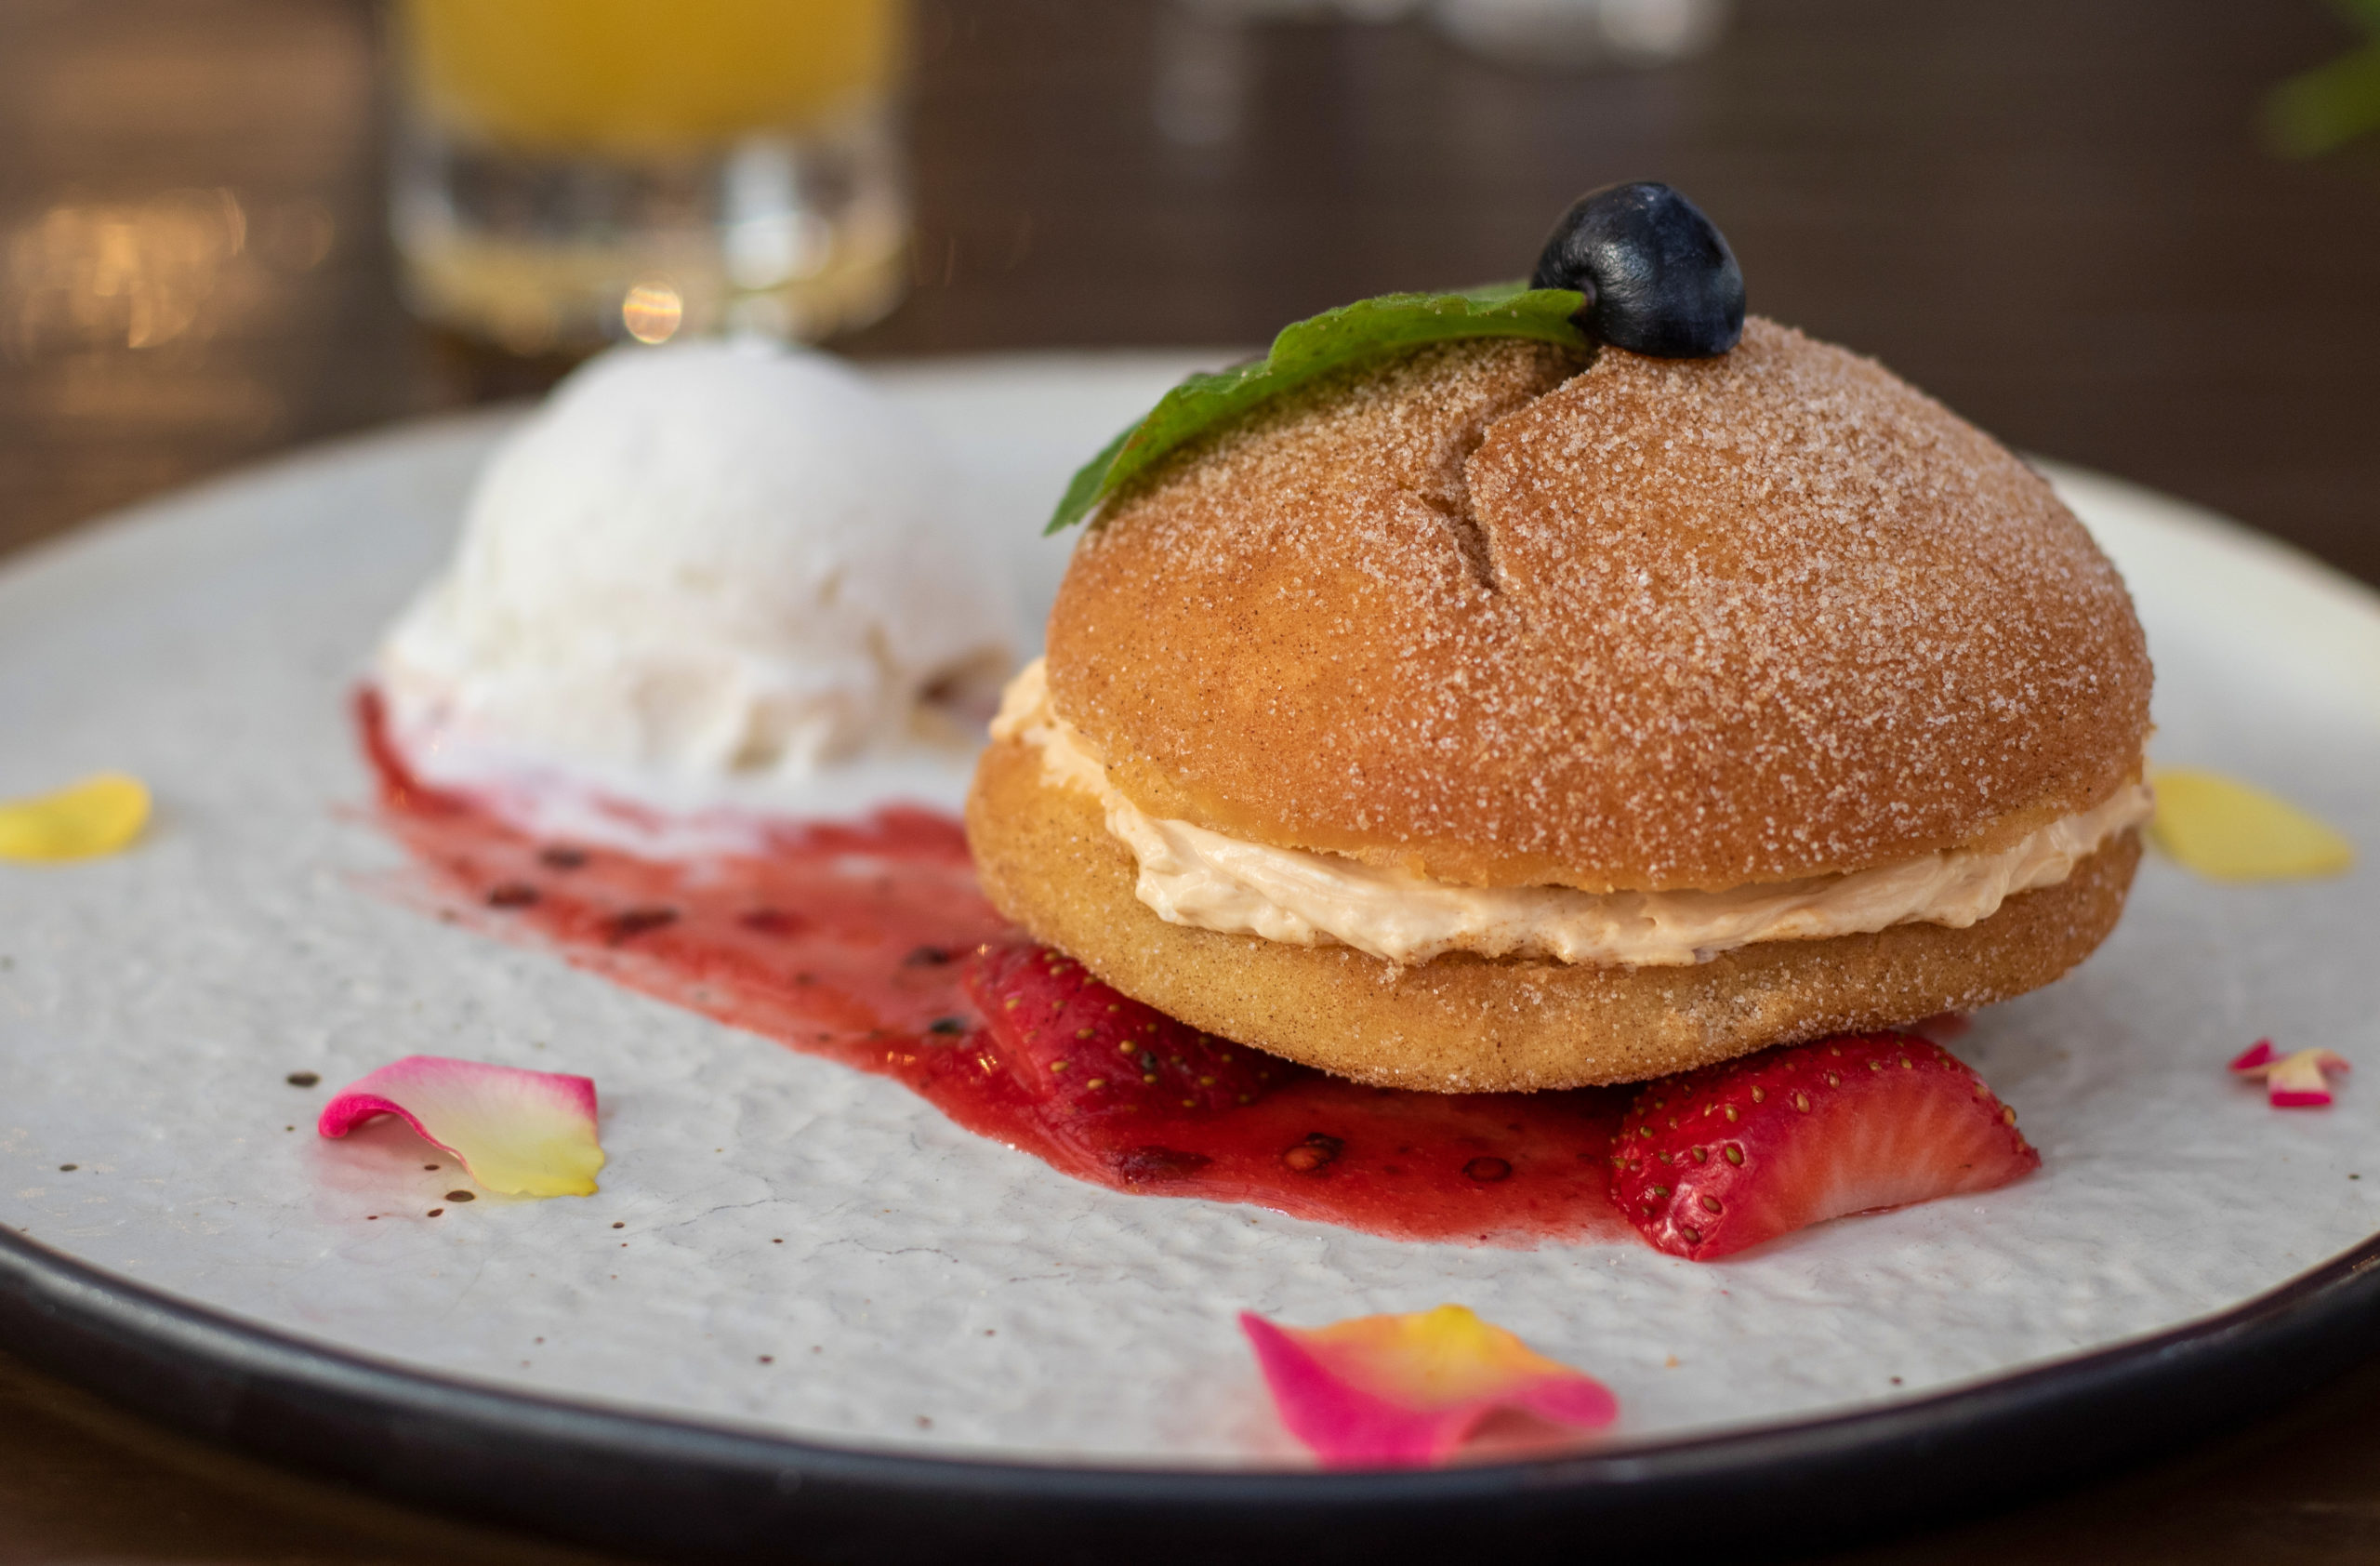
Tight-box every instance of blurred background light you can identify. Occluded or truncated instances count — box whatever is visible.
[621,279,686,343]
[1431,0,1729,69]
[9,189,248,355]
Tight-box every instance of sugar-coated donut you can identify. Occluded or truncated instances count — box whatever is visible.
[1047,324,2149,890]
[968,320,2151,1089]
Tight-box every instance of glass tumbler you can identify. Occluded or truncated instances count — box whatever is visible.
[390,0,908,352]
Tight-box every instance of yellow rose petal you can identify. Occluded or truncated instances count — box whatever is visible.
[2148,768,2352,883]
[0,773,151,862]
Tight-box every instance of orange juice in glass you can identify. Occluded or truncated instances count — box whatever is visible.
[391,0,907,352]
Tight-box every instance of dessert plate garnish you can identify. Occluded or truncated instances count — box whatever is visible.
[1049,181,1746,532]
[2148,767,2354,881]
[318,1055,605,1197]
[1046,283,1588,533]
[1240,1304,1618,1468]
[0,772,149,862]
[1607,1034,2040,1260]
[1528,179,1745,355]
[965,942,1288,1121]
[2228,1040,2350,1108]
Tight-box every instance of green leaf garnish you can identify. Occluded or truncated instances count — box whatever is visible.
[1045,281,1590,533]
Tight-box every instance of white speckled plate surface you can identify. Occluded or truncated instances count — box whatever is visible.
[0,353,2374,1469]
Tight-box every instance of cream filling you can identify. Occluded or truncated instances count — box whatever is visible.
[994,659,2152,969]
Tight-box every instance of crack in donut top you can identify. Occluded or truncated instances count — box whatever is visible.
[1044,325,2152,893]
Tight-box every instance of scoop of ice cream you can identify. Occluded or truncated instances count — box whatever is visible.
[377,341,1015,809]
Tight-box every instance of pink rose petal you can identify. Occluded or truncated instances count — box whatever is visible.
[2228,1041,2347,1109]
[319,1055,604,1196]
[1240,1305,1618,1468]
[2229,1040,2279,1074]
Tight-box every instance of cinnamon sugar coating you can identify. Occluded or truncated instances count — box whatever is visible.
[968,737,2140,1090]
[1045,322,2151,892]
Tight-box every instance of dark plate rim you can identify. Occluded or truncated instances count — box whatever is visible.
[4,1219,2378,1561]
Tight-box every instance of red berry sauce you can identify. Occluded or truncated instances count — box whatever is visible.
[358,691,1633,1246]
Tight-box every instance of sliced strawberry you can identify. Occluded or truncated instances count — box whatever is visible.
[964,944,1291,1122]
[1607,1032,2039,1261]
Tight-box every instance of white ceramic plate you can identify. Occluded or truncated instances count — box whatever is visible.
[0,354,2374,1476]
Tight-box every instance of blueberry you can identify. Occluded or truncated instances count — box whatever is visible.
[1530,182,1745,357]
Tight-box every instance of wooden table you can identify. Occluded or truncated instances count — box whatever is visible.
[3,0,2376,1558]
